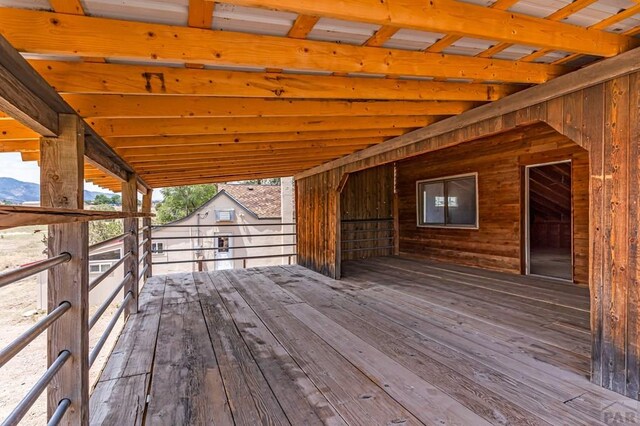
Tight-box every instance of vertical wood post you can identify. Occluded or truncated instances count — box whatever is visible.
[122,175,138,317]
[40,114,89,425]
[142,190,153,279]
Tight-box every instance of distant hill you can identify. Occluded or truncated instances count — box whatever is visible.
[0,177,114,205]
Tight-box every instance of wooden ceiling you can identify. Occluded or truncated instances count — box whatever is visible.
[0,0,638,191]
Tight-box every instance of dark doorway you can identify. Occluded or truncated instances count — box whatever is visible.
[526,161,572,281]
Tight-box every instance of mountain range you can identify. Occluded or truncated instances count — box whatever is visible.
[0,177,114,204]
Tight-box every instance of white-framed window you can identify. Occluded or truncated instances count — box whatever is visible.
[89,262,113,274]
[151,242,164,254]
[216,236,230,253]
[215,209,235,222]
[417,173,478,228]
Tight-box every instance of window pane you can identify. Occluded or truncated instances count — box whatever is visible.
[89,264,100,273]
[446,177,477,226]
[420,182,445,224]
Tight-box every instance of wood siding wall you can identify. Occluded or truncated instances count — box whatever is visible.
[295,69,640,399]
[396,124,589,284]
[340,164,395,261]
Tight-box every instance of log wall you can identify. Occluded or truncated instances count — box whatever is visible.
[396,124,589,284]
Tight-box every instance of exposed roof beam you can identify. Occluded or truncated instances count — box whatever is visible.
[0,36,60,136]
[106,129,407,148]
[217,0,637,56]
[48,0,84,15]
[30,61,514,102]
[64,94,476,118]
[188,0,215,29]
[288,15,320,38]
[0,9,570,84]
[87,116,436,137]
[117,139,385,156]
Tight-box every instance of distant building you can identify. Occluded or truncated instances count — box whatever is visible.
[152,180,295,274]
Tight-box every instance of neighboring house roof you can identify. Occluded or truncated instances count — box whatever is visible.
[156,183,282,228]
[217,184,281,219]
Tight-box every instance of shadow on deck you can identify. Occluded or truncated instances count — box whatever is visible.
[90,256,638,425]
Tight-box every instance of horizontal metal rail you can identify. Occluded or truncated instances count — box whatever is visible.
[88,232,128,252]
[89,291,132,367]
[1,350,71,426]
[139,265,148,281]
[153,253,297,265]
[89,272,131,330]
[155,222,296,228]
[139,252,148,264]
[47,398,71,426]
[152,233,296,240]
[0,302,71,369]
[139,238,149,249]
[342,245,395,253]
[0,253,71,289]
[88,252,131,292]
[158,243,297,253]
[342,237,394,244]
[341,218,393,223]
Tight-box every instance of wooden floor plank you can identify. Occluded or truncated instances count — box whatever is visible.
[194,272,291,426]
[223,268,422,426]
[90,374,148,426]
[145,295,233,425]
[200,271,346,426]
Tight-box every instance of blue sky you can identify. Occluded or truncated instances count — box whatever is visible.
[0,152,164,199]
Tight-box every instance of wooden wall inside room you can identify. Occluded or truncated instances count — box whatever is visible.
[396,123,589,284]
[340,164,395,261]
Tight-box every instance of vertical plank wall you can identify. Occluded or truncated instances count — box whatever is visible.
[295,70,639,399]
[340,164,394,261]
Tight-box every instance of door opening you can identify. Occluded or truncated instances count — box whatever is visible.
[525,161,573,281]
[214,234,233,270]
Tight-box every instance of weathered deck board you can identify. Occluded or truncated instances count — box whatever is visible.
[90,256,640,425]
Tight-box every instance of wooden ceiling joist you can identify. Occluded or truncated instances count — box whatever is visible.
[117,138,385,157]
[106,129,408,148]
[217,0,637,56]
[287,15,320,39]
[88,116,436,137]
[30,61,513,102]
[0,9,571,84]
[65,95,476,119]
[0,118,39,140]
[188,0,215,29]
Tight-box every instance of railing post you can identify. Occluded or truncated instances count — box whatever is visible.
[142,190,153,280]
[122,175,139,317]
[40,114,89,425]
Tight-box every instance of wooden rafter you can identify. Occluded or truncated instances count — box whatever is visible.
[288,15,320,38]
[87,116,436,137]
[0,9,570,84]
[188,0,215,29]
[64,95,476,119]
[216,0,637,56]
[30,61,515,101]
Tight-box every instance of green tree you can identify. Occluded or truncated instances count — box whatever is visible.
[235,178,280,185]
[156,184,217,224]
[88,204,123,245]
[92,193,121,205]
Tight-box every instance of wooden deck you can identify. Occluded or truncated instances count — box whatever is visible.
[90,256,637,425]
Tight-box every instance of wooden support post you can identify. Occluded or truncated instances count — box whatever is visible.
[122,174,138,317]
[141,190,152,280]
[40,114,89,425]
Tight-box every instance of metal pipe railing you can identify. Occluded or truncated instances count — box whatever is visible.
[153,252,297,265]
[0,301,71,368]
[139,265,148,282]
[88,252,131,292]
[158,243,297,253]
[1,350,71,426]
[47,399,71,426]
[89,272,131,330]
[152,233,296,240]
[139,238,149,249]
[0,253,71,289]
[155,222,296,228]
[139,252,148,264]
[89,291,132,367]
[88,232,128,252]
